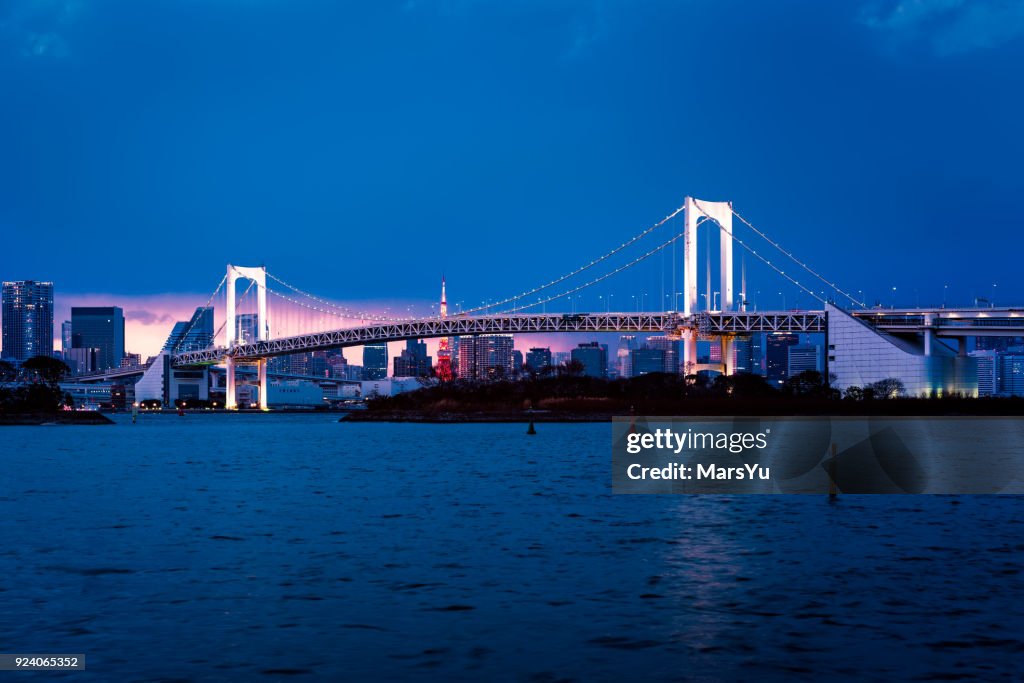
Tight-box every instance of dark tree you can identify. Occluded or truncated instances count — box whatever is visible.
[21,356,71,384]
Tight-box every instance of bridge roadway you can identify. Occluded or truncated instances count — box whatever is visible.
[171,311,829,366]
[156,307,1024,368]
[851,307,1024,336]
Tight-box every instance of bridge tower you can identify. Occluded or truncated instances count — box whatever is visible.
[683,197,735,373]
[224,264,269,410]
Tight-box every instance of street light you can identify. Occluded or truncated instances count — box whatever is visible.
[713,291,720,311]
[942,284,948,309]
[778,291,785,310]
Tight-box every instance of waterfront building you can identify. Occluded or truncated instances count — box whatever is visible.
[121,353,142,367]
[1,280,53,361]
[71,307,125,371]
[571,341,608,378]
[826,304,976,397]
[362,343,388,380]
[525,347,552,374]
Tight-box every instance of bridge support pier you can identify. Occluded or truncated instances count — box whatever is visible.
[258,359,268,411]
[225,356,236,410]
[683,332,697,376]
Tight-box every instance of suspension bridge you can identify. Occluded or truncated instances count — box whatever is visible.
[92,197,1023,407]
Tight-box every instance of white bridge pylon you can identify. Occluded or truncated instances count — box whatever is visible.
[225,264,269,411]
[683,197,734,371]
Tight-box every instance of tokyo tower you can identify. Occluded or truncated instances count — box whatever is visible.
[435,276,454,381]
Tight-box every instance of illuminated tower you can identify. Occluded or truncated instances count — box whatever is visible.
[435,276,454,381]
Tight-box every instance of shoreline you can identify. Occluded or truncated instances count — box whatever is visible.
[0,412,115,426]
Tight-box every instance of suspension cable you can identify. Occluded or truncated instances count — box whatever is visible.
[265,286,410,325]
[691,200,839,308]
[171,273,227,353]
[266,272,399,322]
[498,228,689,314]
[726,203,866,308]
[462,202,687,316]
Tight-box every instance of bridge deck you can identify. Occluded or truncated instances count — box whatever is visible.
[172,311,836,366]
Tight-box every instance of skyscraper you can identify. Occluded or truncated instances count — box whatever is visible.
[71,306,125,370]
[571,342,608,378]
[525,347,552,374]
[61,321,73,358]
[1,280,54,361]
[645,336,680,374]
[766,333,799,387]
[458,335,514,380]
[163,307,214,352]
[363,343,388,380]
[394,339,432,377]
[630,348,665,376]
[617,335,638,378]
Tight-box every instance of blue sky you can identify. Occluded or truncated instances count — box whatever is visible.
[2,0,1023,353]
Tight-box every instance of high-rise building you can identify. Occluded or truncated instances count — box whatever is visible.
[71,306,125,371]
[525,347,552,374]
[512,350,523,377]
[1,280,54,361]
[999,354,1024,396]
[787,344,822,377]
[617,335,638,378]
[394,339,433,377]
[362,343,388,380]
[971,350,999,397]
[571,342,608,378]
[458,335,514,380]
[163,307,214,353]
[750,333,766,375]
[731,336,754,374]
[766,333,799,387]
[121,353,142,368]
[552,351,571,368]
[630,348,665,376]
[65,347,98,375]
[61,320,72,358]
[645,336,680,374]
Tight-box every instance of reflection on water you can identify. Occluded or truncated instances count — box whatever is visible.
[0,414,1021,681]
